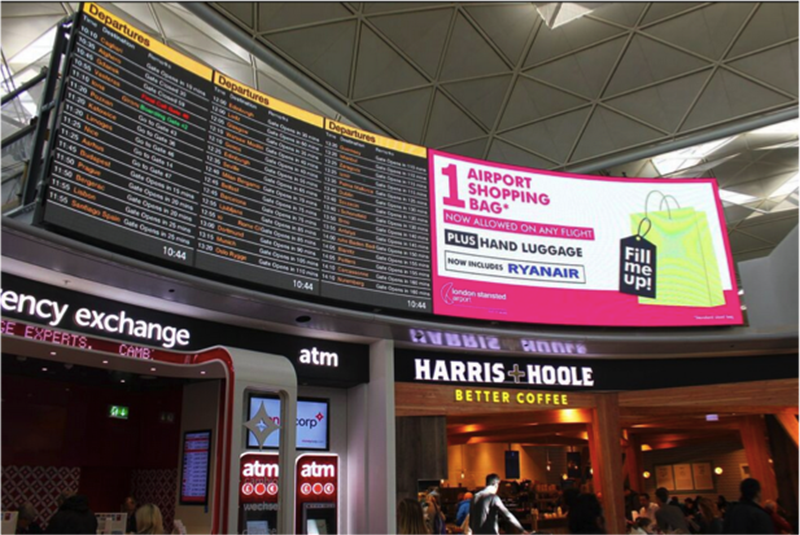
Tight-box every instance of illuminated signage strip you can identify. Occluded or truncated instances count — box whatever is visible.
[1,273,369,385]
[395,349,799,391]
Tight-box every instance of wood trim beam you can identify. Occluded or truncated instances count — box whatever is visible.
[739,415,780,502]
[774,410,799,448]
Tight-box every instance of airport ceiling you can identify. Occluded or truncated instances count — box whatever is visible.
[1,2,797,265]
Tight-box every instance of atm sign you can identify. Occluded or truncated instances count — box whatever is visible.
[240,452,280,504]
[295,454,338,503]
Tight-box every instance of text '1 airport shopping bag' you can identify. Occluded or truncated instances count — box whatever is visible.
[622,191,724,308]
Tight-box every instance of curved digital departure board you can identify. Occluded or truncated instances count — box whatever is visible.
[39,3,742,326]
[41,3,432,313]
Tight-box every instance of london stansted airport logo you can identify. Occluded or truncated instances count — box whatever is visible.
[441,282,455,305]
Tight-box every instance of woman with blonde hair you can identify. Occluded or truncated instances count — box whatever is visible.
[135,503,164,535]
[397,498,430,534]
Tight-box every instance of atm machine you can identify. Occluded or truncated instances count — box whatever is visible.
[238,452,280,534]
[295,453,339,534]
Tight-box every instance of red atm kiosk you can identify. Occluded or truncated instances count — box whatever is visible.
[238,452,339,534]
[295,454,339,534]
[239,453,280,534]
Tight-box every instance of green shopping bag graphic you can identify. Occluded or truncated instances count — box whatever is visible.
[627,191,725,307]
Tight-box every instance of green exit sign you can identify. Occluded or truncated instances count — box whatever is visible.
[108,405,129,420]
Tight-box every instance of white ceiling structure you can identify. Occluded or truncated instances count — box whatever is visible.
[1,2,797,268]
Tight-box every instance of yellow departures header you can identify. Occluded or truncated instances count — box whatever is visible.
[213,72,324,127]
[82,3,212,80]
[326,120,427,158]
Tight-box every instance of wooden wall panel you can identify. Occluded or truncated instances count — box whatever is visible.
[765,415,798,526]
[591,394,626,535]
[740,415,779,502]
[619,379,798,413]
[395,416,448,502]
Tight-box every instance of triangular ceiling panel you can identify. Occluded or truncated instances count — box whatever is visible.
[425,91,486,148]
[357,88,433,144]
[440,13,508,81]
[363,3,448,14]
[2,14,69,61]
[353,26,428,99]
[109,4,159,34]
[641,3,704,26]
[526,37,627,99]
[257,3,351,33]
[604,35,711,97]
[643,3,754,61]
[256,71,328,117]
[218,3,255,30]
[487,139,556,170]
[590,3,648,27]
[156,4,249,63]
[2,3,66,17]
[727,3,798,59]
[268,21,357,97]
[179,43,253,82]
[680,70,792,132]
[464,4,539,64]
[369,8,453,78]
[525,15,624,67]
[571,107,664,162]
[606,71,711,133]
[443,75,513,129]
[439,138,489,160]
[499,77,589,130]
[727,230,774,253]
[500,107,592,164]
[728,42,799,97]
[738,215,798,245]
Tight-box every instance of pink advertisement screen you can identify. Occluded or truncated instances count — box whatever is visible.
[428,150,742,327]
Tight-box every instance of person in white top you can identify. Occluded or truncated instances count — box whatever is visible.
[638,492,660,521]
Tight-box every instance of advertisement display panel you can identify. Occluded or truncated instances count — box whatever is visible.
[246,395,329,450]
[428,150,742,326]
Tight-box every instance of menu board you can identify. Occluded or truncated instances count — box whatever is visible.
[180,430,211,505]
[320,121,432,311]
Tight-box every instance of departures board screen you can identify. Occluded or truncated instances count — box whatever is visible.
[40,2,433,314]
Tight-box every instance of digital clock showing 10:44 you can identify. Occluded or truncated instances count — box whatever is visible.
[163,246,188,262]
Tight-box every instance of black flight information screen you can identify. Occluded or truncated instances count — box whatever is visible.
[40,3,433,314]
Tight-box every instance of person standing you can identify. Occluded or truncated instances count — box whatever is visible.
[15,503,42,534]
[456,492,474,526]
[397,498,430,535]
[469,474,528,535]
[44,494,97,534]
[654,487,690,534]
[723,479,775,534]
[134,504,163,535]
[694,497,723,534]
[638,493,659,523]
[763,500,792,534]
[123,496,138,534]
[569,493,606,534]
